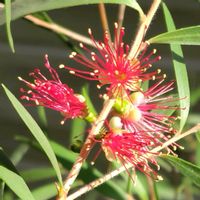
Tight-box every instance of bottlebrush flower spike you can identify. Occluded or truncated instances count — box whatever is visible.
[101,129,163,180]
[18,54,87,124]
[121,79,179,144]
[59,23,162,97]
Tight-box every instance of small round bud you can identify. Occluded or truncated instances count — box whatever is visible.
[130,92,144,105]
[127,106,142,122]
[109,116,123,130]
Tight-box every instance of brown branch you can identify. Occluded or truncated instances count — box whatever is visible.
[57,99,115,199]
[128,0,161,59]
[67,123,200,200]
[98,3,111,38]
[24,15,95,47]
[117,4,126,32]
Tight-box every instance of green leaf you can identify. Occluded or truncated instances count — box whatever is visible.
[2,84,62,185]
[133,175,149,200]
[81,84,97,115]
[70,118,86,143]
[161,2,190,131]
[0,0,143,25]
[148,25,200,45]
[37,106,48,130]
[32,183,57,200]
[163,155,200,187]
[0,147,19,199]
[11,144,29,165]
[195,132,200,166]
[21,167,57,182]
[0,166,35,200]
[5,0,15,52]
[0,148,18,174]
[196,132,200,143]
[190,87,200,107]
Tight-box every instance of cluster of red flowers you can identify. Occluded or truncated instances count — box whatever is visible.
[19,24,179,179]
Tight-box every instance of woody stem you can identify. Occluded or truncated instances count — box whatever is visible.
[24,15,95,47]
[57,99,115,199]
[67,123,200,200]
[128,0,161,59]
[98,3,111,38]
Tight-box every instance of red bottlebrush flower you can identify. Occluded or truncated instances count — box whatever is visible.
[121,79,178,142]
[18,55,87,123]
[60,23,162,97]
[101,130,162,179]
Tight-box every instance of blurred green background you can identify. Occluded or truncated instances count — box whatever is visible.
[0,0,200,199]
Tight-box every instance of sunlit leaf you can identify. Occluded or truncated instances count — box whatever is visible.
[161,2,190,131]
[21,167,57,182]
[0,0,143,25]
[0,147,19,199]
[2,84,62,185]
[5,0,15,52]
[0,166,35,200]
[32,183,57,200]
[148,25,200,45]
[163,155,200,187]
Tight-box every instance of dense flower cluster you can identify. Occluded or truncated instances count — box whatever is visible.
[59,24,179,177]
[19,54,87,124]
[19,24,179,179]
[59,23,162,97]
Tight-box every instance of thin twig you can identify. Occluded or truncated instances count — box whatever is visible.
[98,3,111,39]
[67,123,200,200]
[128,0,161,59]
[57,99,115,199]
[146,176,157,200]
[117,4,126,34]
[24,15,95,47]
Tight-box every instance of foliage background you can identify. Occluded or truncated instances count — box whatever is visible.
[0,0,200,199]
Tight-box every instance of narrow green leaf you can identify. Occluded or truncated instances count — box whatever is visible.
[81,84,97,115]
[5,0,15,52]
[11,144,29,165]
[32,183,57,200]
[163,155,200,187]
[70,118,86,143]
[2,84,62,185]
[196,132,200,143]
[0,181,5,200]
[148,25,200,45]
[21,167,57,182]
[195,132,200,166]
[161,2,190,131]
[190,87,200,107]
[0,147,19,200]
[0,148,18,174]
[0,0,143,25]
[37,106,48,130]
[0,166,35,200]
[133,176,149,200]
